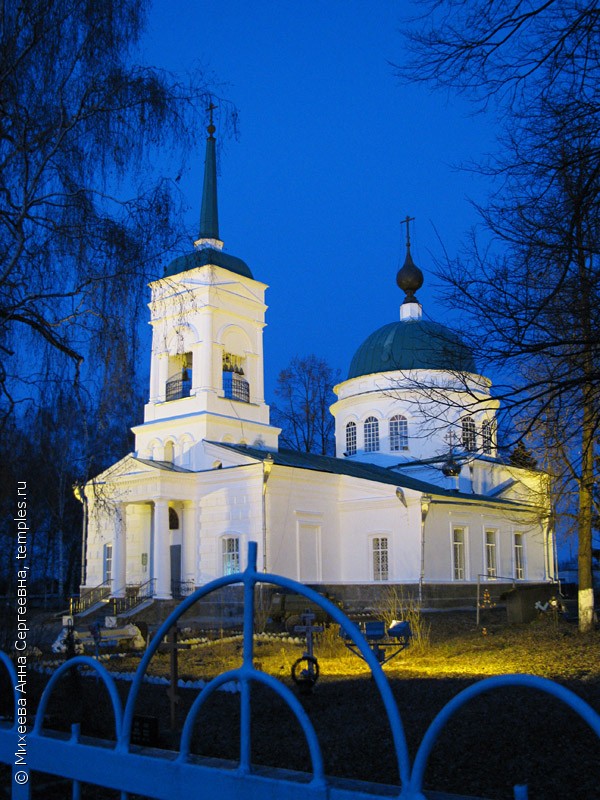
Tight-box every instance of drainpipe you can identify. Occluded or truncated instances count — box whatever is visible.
[419,495,432,606]
[262,454,274,572]
[74,483,88,589]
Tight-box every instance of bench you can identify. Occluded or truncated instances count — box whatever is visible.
[341,619,412,665]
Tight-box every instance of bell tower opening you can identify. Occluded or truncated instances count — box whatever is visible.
[165,352,193,402]
[222,351,249,403]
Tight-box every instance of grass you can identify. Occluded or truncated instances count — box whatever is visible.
[106,606,599,682]
[14,607,600,800]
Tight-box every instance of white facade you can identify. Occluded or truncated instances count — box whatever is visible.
[80,135,554,604]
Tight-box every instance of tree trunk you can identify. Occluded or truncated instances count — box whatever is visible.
[578,384,595,633]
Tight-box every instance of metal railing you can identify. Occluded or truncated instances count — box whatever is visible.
[165,375,191,402]
[111,579,156,616]
[223,371,250,403]
[2,544,598,800]
[171,579,196,599]
[69,582,111,616]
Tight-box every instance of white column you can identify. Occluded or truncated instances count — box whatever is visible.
[153,499,172,599]
[182,501,198,586]
[254,324,266,404]
[112,504,127,598]
[198,308,213,392]
[148,344,159,402]
[157,354,169,402]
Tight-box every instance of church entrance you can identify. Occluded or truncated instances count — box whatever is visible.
[170,544,182,597]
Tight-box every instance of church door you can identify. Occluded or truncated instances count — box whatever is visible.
[170,544,182,597]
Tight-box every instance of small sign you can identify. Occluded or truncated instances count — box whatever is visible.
[105,616,118,629]
[131,715,159,747]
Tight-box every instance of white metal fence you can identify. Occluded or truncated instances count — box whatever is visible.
[1,542,599,800]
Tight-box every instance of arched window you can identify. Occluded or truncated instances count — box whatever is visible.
[482,419,495,454]
[462,417,477,452]
[169,507,179,530]
[389,415,408,451]
[345,421,357,455]
[364,416,380,452]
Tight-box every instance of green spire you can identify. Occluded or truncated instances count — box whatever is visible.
[198,103,220,242]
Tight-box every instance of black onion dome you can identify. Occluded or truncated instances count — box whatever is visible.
[396,246,424,303]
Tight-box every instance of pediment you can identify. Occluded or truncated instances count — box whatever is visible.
[488,478,531,502]
[89,454,188,484]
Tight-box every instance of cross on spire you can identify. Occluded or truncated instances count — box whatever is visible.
[195,101,221,246]
[402,215,415,248]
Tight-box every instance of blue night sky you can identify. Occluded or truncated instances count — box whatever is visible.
[142,1,499,400]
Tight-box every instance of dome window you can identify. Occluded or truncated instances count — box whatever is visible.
[345,421,357,456]
[364,416,380,453]
[482,420,495,454]
[390,415,408,451]
[462,417,477,452]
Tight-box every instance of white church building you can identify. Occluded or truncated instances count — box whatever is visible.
[79,121,555,608]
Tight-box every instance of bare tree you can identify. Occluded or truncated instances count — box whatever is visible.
[427,104,599,630]
[401,1,600,632]
[271,355,340,455]
[401,0,600,113]
[0,0,222,416]
[0,0,234,600]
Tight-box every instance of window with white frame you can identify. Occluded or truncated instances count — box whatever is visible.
[482,419,494,454]
[514,532,525,579]
[345,421,357,455]
[103,543,113,585]
[390,415,408,451]
[462,417,477,451]
[372,536,389,581]
[485,529,497,578]
[222,537,240,575]
[364,416,380,452]
[452,527,466,580]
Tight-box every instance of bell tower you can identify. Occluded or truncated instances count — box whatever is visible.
[132,112,280,468]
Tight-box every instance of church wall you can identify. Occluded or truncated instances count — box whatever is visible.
[195,465,264,584]
[337,481,422,583]
[124,504,152,586]
[134,412,278,469]
[424,503,550,583]
[265,468,341,582]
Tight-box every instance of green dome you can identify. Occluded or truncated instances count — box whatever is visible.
[164,246,253,280]
[347,319,476,379]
